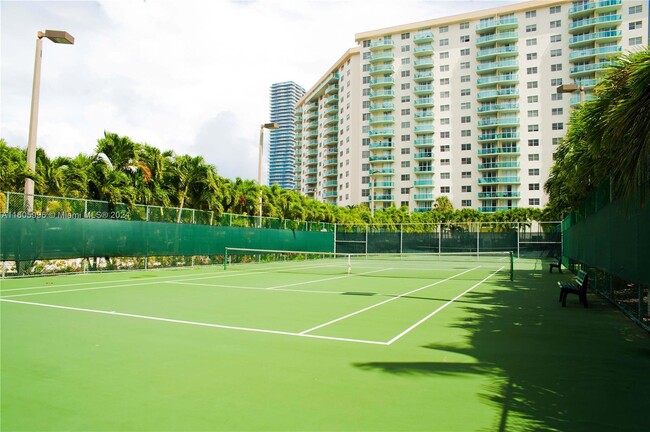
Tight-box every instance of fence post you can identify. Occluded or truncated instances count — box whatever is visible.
[399,224,403,255]
[333,224,337,254]
[5,192,9,213]
[365,224,368,256]
[476,222,480,255]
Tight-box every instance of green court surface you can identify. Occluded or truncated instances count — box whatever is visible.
[1,257,648,431]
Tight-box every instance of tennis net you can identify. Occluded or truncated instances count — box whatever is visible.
[223,247,514,281]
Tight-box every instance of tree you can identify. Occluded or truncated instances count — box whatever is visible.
[167,154,219,223]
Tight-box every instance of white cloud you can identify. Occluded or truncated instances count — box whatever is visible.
[1,0,519,182]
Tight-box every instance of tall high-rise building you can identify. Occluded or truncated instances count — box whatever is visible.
[269,81,305,189]
[294,0,648,212]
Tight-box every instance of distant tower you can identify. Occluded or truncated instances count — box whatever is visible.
[268,81,305,189]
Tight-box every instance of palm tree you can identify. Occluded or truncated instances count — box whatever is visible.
[167,154,219,223]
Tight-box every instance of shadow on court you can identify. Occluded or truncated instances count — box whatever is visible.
[355,259,650,432]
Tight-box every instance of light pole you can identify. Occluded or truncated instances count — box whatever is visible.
[258,122,280,223]
[556,83,585,104]
[24,30,75,213]
[369,169,378,217]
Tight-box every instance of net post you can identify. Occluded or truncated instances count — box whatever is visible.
[223,248,228,270]
[510,251,514,281]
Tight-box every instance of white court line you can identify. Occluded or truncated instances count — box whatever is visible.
[299,266,480,335]
[385,267,503,345]
[0,298,387,346]
[0,262,342,299]
[167,281,346,295]
[0,261,339,294]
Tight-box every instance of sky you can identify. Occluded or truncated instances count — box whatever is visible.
[1,0,520,182]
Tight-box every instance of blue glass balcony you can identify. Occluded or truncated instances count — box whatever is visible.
[475,18,518,33]
[413,32,433,44]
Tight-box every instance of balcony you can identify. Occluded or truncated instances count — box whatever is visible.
[305,177,317,185]
[476,17,518,33]
[413,179,434,186]
[323,180,337,187]
[369,52,395,63]
[306,121,318,130]
[369,77,395,88]
[477,74,518,87]
[478,161,520,170]
[414,84,434,95]
[476,60,518,74]
[305,130,318,139]
[477,132,520,142]
[323,137,338,146]
[414,124,435,134]
[373,181,394,188]
[323,126,338,136]
[306,158,317,166]
[369,90,395,100]
[414,111,434,122]
[570,61,617,76]
[477,117,519,128]
[569,14,622,33]
[413,152,434,161]
[369,141,394,150]
[371,195,394,202]
[369,39,394,51]
[369,103,395,112]
[477,103,519,114]
[325,84,339,95]
[413,71,434,82]
[477,146,520,156]
[369,115,395,125]
[569,30,622,48]
[323,115,339,126]
[569,0,622,18]
[369,129,395,138]
[324,169,338,177]
[476,45,518,60]
[478,191,521,198]
[414,166,434,173]
[414,138,434,148]
[414,207,433,213]
[325,148,338,156]
[477,88,519,101]
[413,31,434,44]
[414,98,434,108]
[323,191,338,198]
[569,45,622,62]
[369,65,394,75]
[369,154,395,162]
[306,139,317,148]
[414,45,434,57]
[413,59,434,70]
[306,168,318,175]
[370,168,395,175]
[479,206,518,213]
[324,158,337,167]
[475,31,518,47]
[413,193,435,201]
[477,176,520,184]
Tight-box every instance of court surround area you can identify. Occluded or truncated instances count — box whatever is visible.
[2,256,648,431]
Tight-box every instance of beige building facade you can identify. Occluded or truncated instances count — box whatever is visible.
[294,0,648,213]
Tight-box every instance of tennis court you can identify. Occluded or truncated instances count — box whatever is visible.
[1,254,648,431]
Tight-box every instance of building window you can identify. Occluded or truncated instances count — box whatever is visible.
[528,110,539,117]
[630,21,643,30]
[401,161,410,168]
[440,91,450,98]
[439,26,448,33]
[440,65,450,72]
[441,159,450,165]
[440,78,450,85]
[552,108,563,116]
[528,154,540,161]
[461,143,471,151]
[527,67,538,75]
[401,121,410,128]
[526,38,537,46]
[401,83,410,91]
[440,118,450,125]
[401,148,410,155]
[401,174,410,181]
[401,108,410,115]
[460,35,470,43]
[529,168,540,176]
[440,51,450,59]
[440,172,451,179]
[401,95,410,103]
[440,145,450,152]
[401,134,411,141]
[528,124,539,132]
[461,130,471,137]
[461,89,471,96]
[461,116,471,123]
[552,122,564,130]
[440,104,450,111]
[401,45,410,52]
[362,189,370,197]
[440,38,449,46]
[401,32,410,39]
[400,188,411,194]
[460,22,469,29]
[551,64,562,72]
[527,53,538,61]
[528,95,539,103]
[461,75,471,83]
[462,185,472,193]
[526,10,537,18]
[461,157,472,164]
[551,49,562,57]
[527,81,538,89]
[552,137,562,145]
[401,58,410,65]
[401,70,411,77]
[550,35,562,43]
[528,139,539,146]
[551,78,563,86]
[529,183,540,191]
[460,62,470,69]
[461,102,471,110]
[440,131,450,138]
[461,200,472,207]
[461,171,472,178]
[629,37,643,45]
[529,198,540,206]
[550,20,561,28]
[441,186,450,193]
[550,5,561,13]
[630,5,642,14]
[526,24,537,32]
[460,48,470,56]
